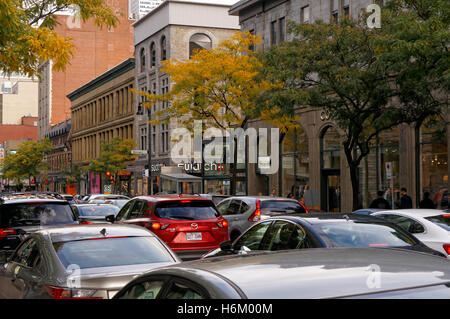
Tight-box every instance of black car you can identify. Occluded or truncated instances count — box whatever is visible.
[202,213,446,258]
[0,198,79,256]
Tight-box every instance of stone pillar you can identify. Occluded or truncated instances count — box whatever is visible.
[399,123,417,207]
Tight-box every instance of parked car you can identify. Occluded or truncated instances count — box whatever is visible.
[372,209,450,256]
[108,195,229,260]
[87,194,130,202]
[60,194,76,205]
[201,213,445,259]
[72,204,120,224]
[114,247,450,299]
[352,208,384,216]
[103,199,129,209]
[0,224,180,299]
[0,198,79,256]
[216,196,309,241]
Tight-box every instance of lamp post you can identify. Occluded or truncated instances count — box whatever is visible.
[137,97,153,195]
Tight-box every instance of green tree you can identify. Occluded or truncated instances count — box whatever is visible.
[259,1,449,210]
[1,138,54,187]
[0,0,119,77]
[135,31,298,195]
[88,138,135,193]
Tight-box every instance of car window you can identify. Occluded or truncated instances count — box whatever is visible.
[260,200,306,214]
[0,203,77,227]
[115,200,134,221]
[262,221,307,251]
[377,214,425,234]
[53,237,173,269]
[128,201,145,219]
[164,281,204,299]
[11,238,40,268]
[424,215,450,231]
[224,200,241,215]
[216,200,230,215]
[77,205,120,217]
[240,201,251,214]
[154,201,219,220]
[119,280,165,299]
[234,221,272,251]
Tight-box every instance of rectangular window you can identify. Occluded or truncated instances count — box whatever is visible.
[300,5,310,23]
[342,0,350,16]
[271,20,277,46]
[249,29,255,52]
[279,17,286,42]
[331,0,339,23]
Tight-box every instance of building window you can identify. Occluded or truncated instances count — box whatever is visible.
[161,124,169,153]
[270,20,277,46]
[141,127,147,150]
[161,36,167,61]
[248,29,255,52]
[331,0,339,23]
[140,48,146,72]
[300,5,310,23]
[189,33,212,59]
[279,17,286,42]
[161,78,169,109]
[150,42,156,67]
[342,0,350,16]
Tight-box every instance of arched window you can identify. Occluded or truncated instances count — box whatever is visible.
[189,33,212,59]
[320,126,341,212]
[150,42,156,67]
[140,48,146,72]
[321,126,340,169]
[161,36,167,61]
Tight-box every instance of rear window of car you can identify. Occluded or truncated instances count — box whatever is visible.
[424,215,450,231]
[77,205,120,217]
[154,201,220,220]
[260,200,306,214]
[53,236,173,269]
[0,203,77,227]
[312,222,417,248]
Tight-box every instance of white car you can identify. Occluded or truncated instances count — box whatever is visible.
[372,209,450,256]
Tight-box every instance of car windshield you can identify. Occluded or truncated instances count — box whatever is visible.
[77,205,120,217]
[424,215,450,231]
[0,203,77,227]
[53,237,173,269]
[260,200,305,213]
[155,201,219,220]
[313,222,417,247]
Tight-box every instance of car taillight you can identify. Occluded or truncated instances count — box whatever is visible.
[248,200,261,222]
[217,220,228,228]
[0,228,16,238]
[80,221,92,225]
[298,201,309,214]
[151,222,169,230]
[443,244,450,255]
[45,286,101,299]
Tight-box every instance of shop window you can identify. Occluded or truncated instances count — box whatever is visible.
[189,33,212,59]
[321,126,340,169]
[420,116,448,209]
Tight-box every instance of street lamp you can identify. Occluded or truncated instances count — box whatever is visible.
[137,93,153,196]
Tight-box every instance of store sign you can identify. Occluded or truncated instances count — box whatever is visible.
[131,149,147,155]
[104,185,112,194]
[178,162,225,172]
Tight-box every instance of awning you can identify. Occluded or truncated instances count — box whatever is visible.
[160,173,202,182]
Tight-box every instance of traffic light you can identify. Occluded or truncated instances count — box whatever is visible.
[105,172,114,185]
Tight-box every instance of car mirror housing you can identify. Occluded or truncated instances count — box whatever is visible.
[220,240,233,251]
[105,214,115,223]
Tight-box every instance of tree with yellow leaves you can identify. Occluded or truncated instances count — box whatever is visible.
[136,31,299,195]
[0,0,119,77]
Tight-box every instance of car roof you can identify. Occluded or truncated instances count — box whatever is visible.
[374,209,447,218]
[37,224,155,243]
[162,248,450,298]
[271,213,385,225]
[0,198,68,205]
[222,196,298,201]
[134,195,213,202]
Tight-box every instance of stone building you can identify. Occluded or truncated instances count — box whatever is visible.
[38,1,135,140]
[229,0,449,212]
[68,58,136,196]
[132,0,240,195]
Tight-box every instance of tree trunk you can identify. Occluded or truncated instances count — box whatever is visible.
[278,132,286,197]
[349,163,360,211]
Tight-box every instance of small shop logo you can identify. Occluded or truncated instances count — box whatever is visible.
[190,223,199,230]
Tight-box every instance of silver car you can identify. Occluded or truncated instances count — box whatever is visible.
[0,224,180,299]
[114,247,450,299]
[216,196,308,241]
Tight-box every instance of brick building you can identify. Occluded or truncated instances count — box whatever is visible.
[0,116,38,144]
[38,0,135,140]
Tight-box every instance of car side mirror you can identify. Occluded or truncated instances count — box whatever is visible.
[105,215,115,223]
[220,240,233,251]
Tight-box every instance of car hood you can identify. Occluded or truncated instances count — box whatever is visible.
[74,262,175,290]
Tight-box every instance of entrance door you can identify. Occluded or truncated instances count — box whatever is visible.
[321,169,341,212]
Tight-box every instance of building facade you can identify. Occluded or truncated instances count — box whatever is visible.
[230,0,449,212]
[132,0,240,195]
[38,1,135,140]
[68,58,136,196]
[0,79,38,125]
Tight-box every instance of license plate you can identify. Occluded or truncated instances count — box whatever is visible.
[186,232,202,241]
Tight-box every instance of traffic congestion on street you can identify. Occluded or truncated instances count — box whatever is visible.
[0,191,449,300]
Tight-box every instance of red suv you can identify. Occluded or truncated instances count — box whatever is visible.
[109,195,229,259]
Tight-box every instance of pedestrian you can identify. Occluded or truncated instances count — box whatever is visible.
[369,190,391,209]
[419,192,436,209]
[271,188,277,197]
[399,187,413,209]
